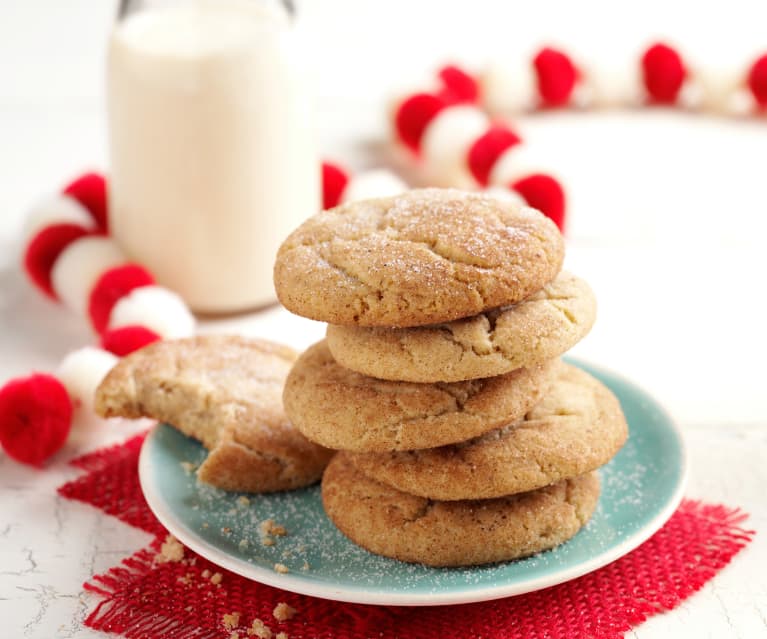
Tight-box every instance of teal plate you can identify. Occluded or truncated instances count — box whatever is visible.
[138,358,687,606]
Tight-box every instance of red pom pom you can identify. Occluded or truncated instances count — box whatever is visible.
[533,47,579,107]
[63,172,108,231]
[24,223,92,299]
[641,43,687,104]
[467,124,523,186]
[100,325,161,357]
[512,174,566,232]
[88,264,156,334]
[321,162,350,209]
[0,374,72,467]
[437,65,479,104]
[394,92,447,153]
[747,53,767,108]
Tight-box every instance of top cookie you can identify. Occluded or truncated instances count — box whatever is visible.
[326,271,596,383]
[274,189,565,327]
[95,335,333,493]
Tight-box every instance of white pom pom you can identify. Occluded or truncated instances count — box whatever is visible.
[421,106,489,188]
[693,66,748,115]
[481,59,538,115]
[482,186,526,206]
[340,170,407,204]
[56,347,118,413]
[488,145,554,186]
[585,64,645,108]
[23,194,96,242]
[50,236,125,316]
[109,285,195,339]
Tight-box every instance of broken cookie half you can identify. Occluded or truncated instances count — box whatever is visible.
[95,335,334,493]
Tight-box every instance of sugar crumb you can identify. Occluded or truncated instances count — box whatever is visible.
[273,563,289,574]
[272,602,297,622]
[248,618,272,638]
[157,534,184,563]
[223,612,241,630]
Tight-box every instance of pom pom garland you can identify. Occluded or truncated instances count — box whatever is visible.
[50,236,125,316]
[747,53,767,107]
[321,161,350,209]
[0,374,72,466]
[88,264,156,334]
[420,105,489,188]
[100,325,162,357]
[641,42,688,105]
[24,223,93,299]
[63,172,109,231]
[23,194,96,243]
[339,169,408,204]
[322,162,408,206]
[394,92,448,152]
[511,174,567,232]
[437,65,480,104]
[533,47,581,108]
[467,123,523,186]
[108,285,196,339]
[56,347,118,413]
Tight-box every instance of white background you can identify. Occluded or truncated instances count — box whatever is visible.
[1,1,766,637]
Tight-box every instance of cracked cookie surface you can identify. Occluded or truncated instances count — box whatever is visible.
[95,335,334,493]
[322,453,600,567]
[273,188,565,328]
[327,271,596,382]
[283,340,555,452]
[346,362,627,500]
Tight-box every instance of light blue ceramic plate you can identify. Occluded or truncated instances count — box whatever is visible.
[138,358,687,606]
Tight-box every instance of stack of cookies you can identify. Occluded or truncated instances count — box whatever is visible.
[274,189,628,567]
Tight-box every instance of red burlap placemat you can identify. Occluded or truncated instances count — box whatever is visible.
[58,433,754,639]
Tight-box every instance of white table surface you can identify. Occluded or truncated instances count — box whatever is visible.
[2,1,767,637]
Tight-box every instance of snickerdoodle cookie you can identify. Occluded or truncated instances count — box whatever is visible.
[283,340,555,452]
[322,453,600,567]
[346,362,627,500]
[95,336,333,493]
[273,189,564,327]
[326,271,596,382]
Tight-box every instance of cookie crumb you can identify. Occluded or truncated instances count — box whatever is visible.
[223,612,241,630]
[157,534,184,563]
[210,572,223,585]
[273,563,289,574]
[248,618,272,638]
[272,602,297,622]
[222,527,232,535]
[202,522,209,529]
[230,633,240,639]
[201,569,211,579]
[260,519,287,537]
[276,633,288,639]
[261,536,275,547]
[180,461,197,474]
[301,561,310,571]
[239,539,249,550]
[237,496,250,507]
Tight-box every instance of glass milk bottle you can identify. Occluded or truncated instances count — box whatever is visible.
[107,0,319,313]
